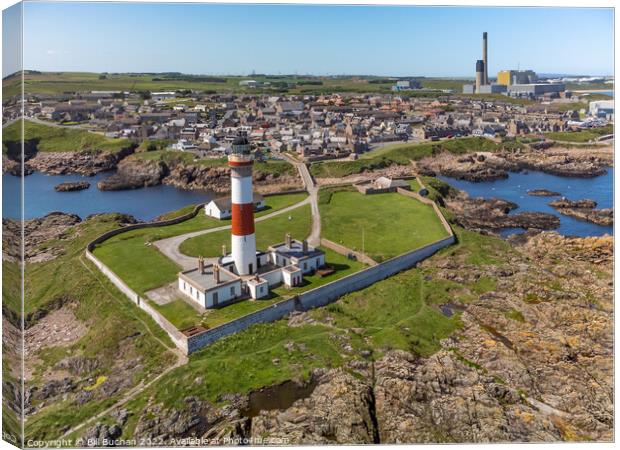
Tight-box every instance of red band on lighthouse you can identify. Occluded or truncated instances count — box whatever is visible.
[231,203,255,236]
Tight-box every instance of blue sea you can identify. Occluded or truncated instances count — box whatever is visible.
[2,171,214,221]
[439,168,613,237]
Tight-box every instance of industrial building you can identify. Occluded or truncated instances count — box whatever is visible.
[391,79,422,91]
[506,83,566,98]
[589,100,614,119]
[463,31,508,95]
[497,70,538,86]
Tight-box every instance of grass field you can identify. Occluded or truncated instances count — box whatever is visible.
[180,203,312,258]
[150,299,203,330]
[2,119,132,153]
[3,71,484,98]
[543,124,613,142]
[320,189,449,262]
[310,137,499,178]
[93,193,307,294]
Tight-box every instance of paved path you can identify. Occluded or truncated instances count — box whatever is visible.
[153,197,311,270]
[280,153,322,247]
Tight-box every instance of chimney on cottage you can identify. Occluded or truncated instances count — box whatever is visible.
[198,256,205,274]
[302,239,308,254]
[213,264,220,284]
[285,232,292,248]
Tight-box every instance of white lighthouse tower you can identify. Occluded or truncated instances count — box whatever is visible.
[229,134,257,275]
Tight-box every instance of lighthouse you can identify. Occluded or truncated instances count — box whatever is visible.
[229,133,257,275]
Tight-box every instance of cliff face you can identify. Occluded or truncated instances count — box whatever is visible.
[95,156,303,193]
[23,146,136,176]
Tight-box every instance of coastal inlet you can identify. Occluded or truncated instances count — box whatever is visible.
[439,167,613,237]
[2,172,214,221]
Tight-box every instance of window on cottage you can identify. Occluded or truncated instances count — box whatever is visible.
[230,286,235,296]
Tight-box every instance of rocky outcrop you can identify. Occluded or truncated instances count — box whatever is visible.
[251,369,379,444]
[549,198,613,226]
[24,146,135,176]
[162,164,302,194]
[97,158,167,190]
[54,181,90,192]
[444,195,560,232]
[417,146,612,182]
[418,152,516,182]
[528,189,561,197]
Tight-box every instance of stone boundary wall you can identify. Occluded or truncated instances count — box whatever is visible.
[84,249,188,353]
[320,238,378,266]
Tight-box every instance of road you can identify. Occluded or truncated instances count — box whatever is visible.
[280,153,321,246]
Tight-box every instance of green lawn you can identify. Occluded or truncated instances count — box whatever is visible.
[5,71,473,97]
[543,124,613,142]
[2,120,131,153]
[150,299,203,330]
[202,297,283,329]
[408,178,421,192]
[93,193,308,294]
[320,189,449,262]
[311,137,499,178]
[180,204,312,258]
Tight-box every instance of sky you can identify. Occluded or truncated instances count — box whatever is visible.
[5,2,615,77]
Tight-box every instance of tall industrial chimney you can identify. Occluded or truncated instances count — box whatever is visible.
[482,32,488,85]
[475,60,484,93]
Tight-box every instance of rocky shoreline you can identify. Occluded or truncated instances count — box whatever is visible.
[549,198,613,226]
[96,156,303,193]
[443,194,560,234]
[417,145,613,182]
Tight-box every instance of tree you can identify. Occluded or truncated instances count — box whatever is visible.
[138,90,151,100]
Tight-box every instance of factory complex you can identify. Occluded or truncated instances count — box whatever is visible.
[463,32,568,99]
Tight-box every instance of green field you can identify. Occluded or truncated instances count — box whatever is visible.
[2,119,132,153]
[3,71,480,98]
[320,189,449,262]
[180,203,312,258]
[150,299,203,330]
[543,124,613,143]
[310,137,500,178]
[93,193,308,294]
